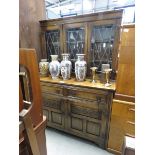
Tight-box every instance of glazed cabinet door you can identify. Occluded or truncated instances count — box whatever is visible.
[41,25,63,61]
[63,23,87,72]
[42,93,65,129]
[87,19,121,76]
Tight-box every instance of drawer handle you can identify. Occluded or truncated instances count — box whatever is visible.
[125,133,135,138]
[129,108,135,112]
[96,96,101,103]
[127,121,135,125]
[69,91,76,96]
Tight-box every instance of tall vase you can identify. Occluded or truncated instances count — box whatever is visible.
[49,55,60,79]
[75,54,87,81]
[39,59,49,77]
[60,54,72,80]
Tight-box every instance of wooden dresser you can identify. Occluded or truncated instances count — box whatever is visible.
[40,77,115,148]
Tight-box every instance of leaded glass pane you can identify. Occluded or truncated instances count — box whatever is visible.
[45,30,61,61]
[66,27,85,71]
[90,24,116,71]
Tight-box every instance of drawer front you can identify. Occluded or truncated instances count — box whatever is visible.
[42,93,64,112]
[65,86,108,102]
[41,83,63,95]
[112,100,135,121]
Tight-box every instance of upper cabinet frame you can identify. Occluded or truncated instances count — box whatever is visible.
[40,10,123,78]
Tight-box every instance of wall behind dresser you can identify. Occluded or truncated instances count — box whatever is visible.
[19,0,46,61]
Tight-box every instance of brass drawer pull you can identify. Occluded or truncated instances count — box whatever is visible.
[129,108,135,112]
[126,121,135,125]
[125,133,135,138]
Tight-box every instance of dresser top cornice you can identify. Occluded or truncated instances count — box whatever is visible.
[40,77,116,92]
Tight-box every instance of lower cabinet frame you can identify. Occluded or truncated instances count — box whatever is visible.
[41,82,114,149]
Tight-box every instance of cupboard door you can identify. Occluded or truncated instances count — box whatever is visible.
[67,100,106,145]
[43,25,63,61]
[88,19,121,75]
[63,23,87,72]
[42,93,65,129]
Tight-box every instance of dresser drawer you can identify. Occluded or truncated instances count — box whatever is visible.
[41,82,63,95]
[65,86,108,103]
[112,100,135,122]
[42,93,64,112]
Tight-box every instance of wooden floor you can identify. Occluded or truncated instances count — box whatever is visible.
[45,127,113,155]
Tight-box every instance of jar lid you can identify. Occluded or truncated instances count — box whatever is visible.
[41,59,47,62]
[76,54,85,56]
[62,53,69,56]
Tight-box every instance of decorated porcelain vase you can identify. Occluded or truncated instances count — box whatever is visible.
[60,54,72,80]
[75,54,87,81]
[39,59,49,77]
[49,55,60,79]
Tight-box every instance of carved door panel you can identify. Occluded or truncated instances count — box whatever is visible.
[42,93,65,129]
[67,100,104,140]
[87,19,121,77]
[63,23,87,72]
[41,25,63,61]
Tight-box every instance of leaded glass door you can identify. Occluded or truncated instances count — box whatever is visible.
[63,23,87,72]
[44,25,63,61]
[88,20,120,76]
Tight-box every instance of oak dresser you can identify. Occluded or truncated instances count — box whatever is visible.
[40,77,115,149]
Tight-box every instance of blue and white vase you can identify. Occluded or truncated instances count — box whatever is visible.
[60,54,72,80]
[49,55,60,79]
[75,54,87,81]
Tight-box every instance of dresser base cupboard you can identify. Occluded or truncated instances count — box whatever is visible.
[40,77,115,149]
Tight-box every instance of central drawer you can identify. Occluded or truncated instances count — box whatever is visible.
[65,86,108,102]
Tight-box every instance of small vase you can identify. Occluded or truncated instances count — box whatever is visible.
[49,55,60,79]
[39,59,49,77]
[60,54,72,80]
[75,54,87,81]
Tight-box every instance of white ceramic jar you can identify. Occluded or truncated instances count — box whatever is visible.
[75,54,87,81]
[39,59,49,77]
[60,54,72,80]
[49,55,60,79]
